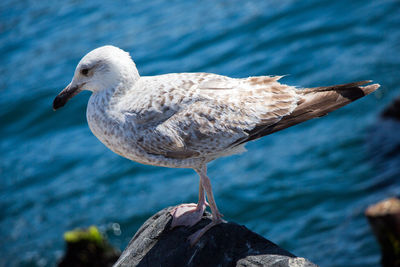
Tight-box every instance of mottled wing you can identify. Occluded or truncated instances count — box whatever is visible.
[130,73,299,159]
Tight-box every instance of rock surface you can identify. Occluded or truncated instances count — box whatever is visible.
[114,207,318,267]
[366,197,400,267]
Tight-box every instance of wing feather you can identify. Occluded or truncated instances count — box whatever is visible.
[128,74,298,159]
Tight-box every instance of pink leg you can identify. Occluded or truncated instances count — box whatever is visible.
[188,165,225,245]
[170,175,207,228]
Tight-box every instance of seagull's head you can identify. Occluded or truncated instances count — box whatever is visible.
[53,45,139,110]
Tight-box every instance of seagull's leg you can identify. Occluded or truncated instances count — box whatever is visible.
[170,174,207,228]
[188,165,226,245]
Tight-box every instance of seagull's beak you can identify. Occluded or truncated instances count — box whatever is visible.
[53,82,81,111]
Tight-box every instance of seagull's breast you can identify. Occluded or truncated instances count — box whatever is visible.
[85,90,173,166]
[85,88,207,169]
[86,92,135,158]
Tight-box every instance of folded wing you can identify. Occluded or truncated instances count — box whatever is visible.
[130,74,299,159]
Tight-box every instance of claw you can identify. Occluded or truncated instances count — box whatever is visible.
[170,203,206,228]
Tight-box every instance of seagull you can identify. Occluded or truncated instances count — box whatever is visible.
[53,45,379,244]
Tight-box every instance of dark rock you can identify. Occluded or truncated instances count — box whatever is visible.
[366,197,400,267]
[381,96,400,120]
[114,207,318,267]
[367,96,400,180]
[58,226,121,267]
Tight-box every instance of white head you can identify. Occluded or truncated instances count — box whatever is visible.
[53,45,139,110]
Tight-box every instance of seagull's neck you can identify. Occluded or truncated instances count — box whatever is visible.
[97,67,139,103]
[88,62,140,123]
[94,83,129,110]
[89,76,136,121]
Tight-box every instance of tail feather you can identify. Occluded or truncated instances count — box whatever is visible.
[236,81,380,145]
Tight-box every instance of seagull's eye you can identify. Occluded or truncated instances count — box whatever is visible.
[81,68,89,76]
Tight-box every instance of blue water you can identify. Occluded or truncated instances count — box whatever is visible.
[1,0,400,266]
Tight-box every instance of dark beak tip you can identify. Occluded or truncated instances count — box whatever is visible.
[52,101,58,111]
[53,84,80,111]
[52,95,65,111]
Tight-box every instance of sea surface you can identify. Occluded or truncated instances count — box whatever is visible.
[1,0,400,266]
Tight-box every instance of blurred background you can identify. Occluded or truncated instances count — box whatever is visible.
[1,0,400,266]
